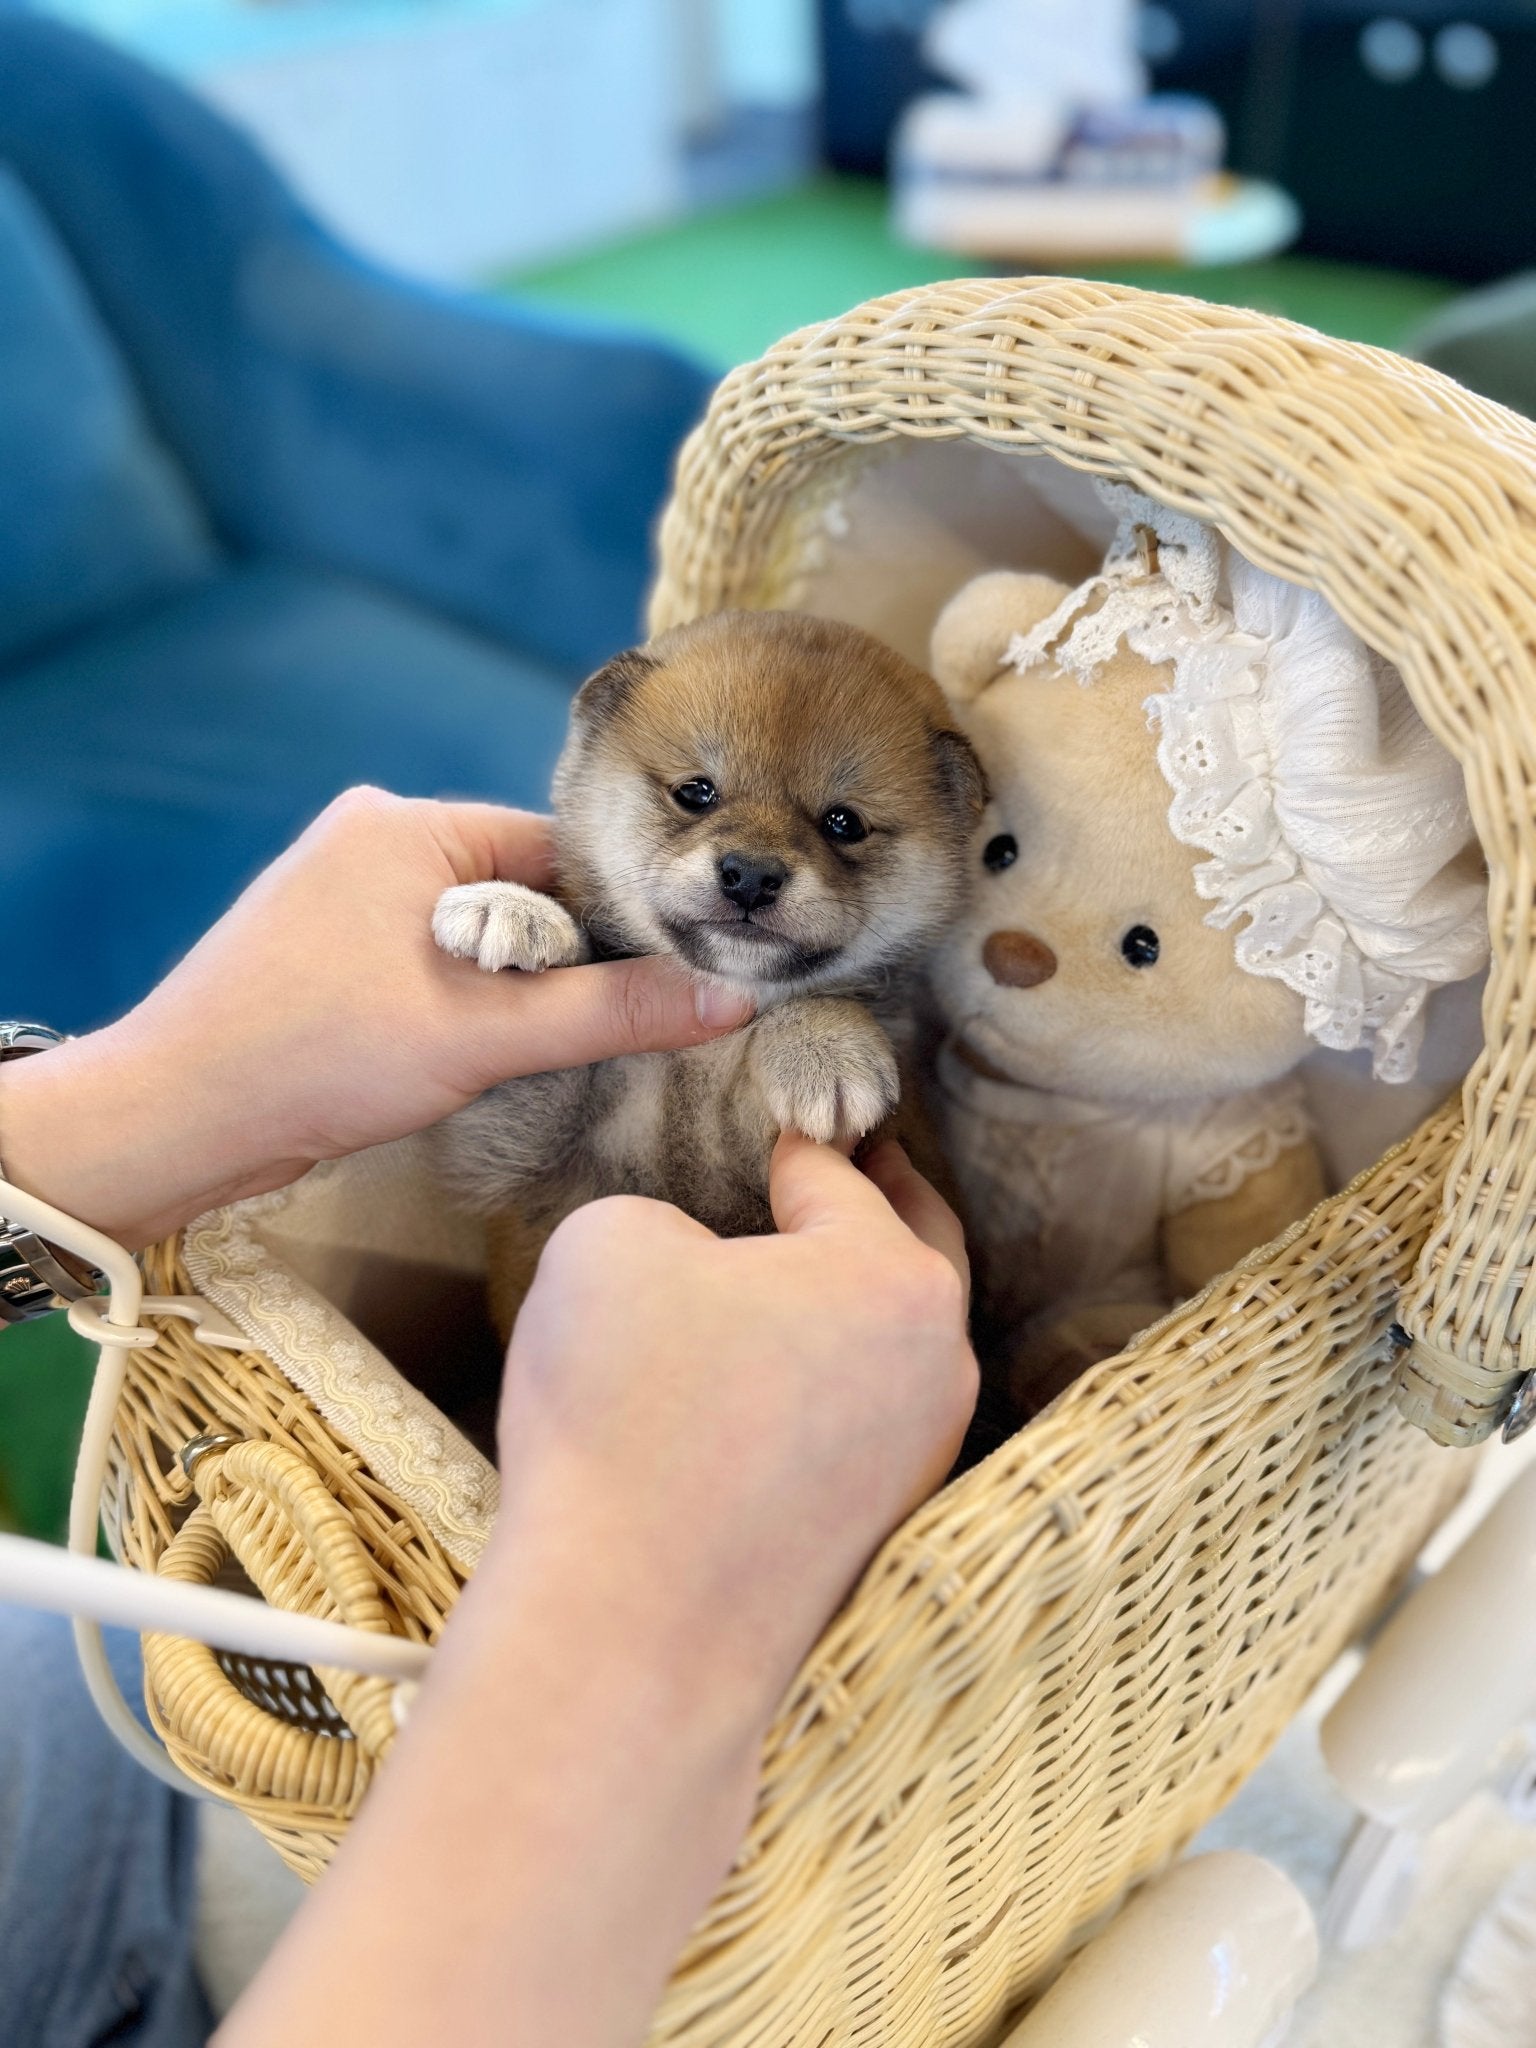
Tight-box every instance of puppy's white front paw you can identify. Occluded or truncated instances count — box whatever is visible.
[758,1012,900,1145]
[432,882,583,974]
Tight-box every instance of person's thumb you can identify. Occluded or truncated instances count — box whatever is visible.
[466,955,755,1079]
[858,1139,970,1302]
[768,1129,891,1238]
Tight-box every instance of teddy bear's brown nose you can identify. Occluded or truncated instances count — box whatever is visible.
[983,930,1057,988]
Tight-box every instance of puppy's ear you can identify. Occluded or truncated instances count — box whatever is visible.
[572,647,658,729]
[930,571,1073,705]
[932,726,988,822]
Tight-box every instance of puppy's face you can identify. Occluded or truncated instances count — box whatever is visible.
[552,611,985,995]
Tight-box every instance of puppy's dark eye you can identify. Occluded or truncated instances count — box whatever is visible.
[821,806,868,845]
[671,778,718,813]
[983,834,1018,872]
[1121,924,1160,968]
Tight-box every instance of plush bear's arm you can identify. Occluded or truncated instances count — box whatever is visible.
[1162,1137,1327,1298]
[1009,1299,1172,1418]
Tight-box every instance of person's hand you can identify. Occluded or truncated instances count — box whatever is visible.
[224,1133,977,2048]
[488,1130,978,1730]
[0,787,753,1247]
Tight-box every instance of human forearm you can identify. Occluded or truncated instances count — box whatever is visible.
[0,1018,291,1251]
[210,1137,972,2048]
[218,1511,768,2048]
[0,790,751,1256]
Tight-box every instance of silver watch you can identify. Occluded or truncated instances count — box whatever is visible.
[0,1022,105,1324]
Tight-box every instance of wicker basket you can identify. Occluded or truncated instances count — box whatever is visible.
[99,278,1536,2047]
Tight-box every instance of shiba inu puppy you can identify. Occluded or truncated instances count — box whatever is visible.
[430,609,985,1326]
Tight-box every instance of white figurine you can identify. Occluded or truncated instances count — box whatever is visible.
[923,0,1144,173]
[893,0,1297,262]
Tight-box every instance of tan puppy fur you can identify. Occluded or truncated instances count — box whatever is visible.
[926,571,1326,1412]
[431,610,984,1328]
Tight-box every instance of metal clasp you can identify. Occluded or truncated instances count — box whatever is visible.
[178,1431,243,1482]
[1503,1371,1536,1444]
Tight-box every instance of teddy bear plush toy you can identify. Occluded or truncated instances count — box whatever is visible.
[925,487,1490,1413]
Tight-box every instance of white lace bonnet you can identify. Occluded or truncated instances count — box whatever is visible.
[1005,484,1489,1082]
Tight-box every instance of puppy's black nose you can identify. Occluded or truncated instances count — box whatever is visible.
[718,852,787,912]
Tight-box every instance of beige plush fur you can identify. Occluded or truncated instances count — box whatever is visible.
[1162,1144,1327,1297]
[924,570,1328,1414]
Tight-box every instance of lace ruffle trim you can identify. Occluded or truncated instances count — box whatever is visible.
[182,1188,497,1573]
[1144,627,1431,1083]
[1169,1099,1316,1214]
[1005,488,1485,1082]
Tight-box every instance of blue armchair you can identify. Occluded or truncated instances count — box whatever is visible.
[0,15,712,1030]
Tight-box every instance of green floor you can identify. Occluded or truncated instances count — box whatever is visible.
[0,179,1463,1546]
[1,1312,94,1540]
[504,175,1458,365]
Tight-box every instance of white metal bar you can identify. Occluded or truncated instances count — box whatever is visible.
[0,1534,432,1682]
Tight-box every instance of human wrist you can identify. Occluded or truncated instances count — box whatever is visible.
[0,1019,290,1251]
[469,1488,781,1768]
[221,1491,770,2048]
[367,1504,767,2025]
[454,1508,770,1916]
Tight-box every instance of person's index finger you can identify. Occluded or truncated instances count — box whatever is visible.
[858,1139,971,1303]
[768,1129,903,1239]
[436,801,558,890]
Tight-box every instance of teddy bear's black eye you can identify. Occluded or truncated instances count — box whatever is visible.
[821,806,868,844]
[983,833,1018,872]
[672,778,717,813]
[1121,924,1160,968]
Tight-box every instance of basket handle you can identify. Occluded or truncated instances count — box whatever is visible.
[141,1438,410,1799]
[1394,738,1536,1446]
[0,1166,432,1785]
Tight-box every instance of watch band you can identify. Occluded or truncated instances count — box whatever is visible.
[0,1021,66,1060]
[0,1224,96,1322]
[0,1022,105,1323]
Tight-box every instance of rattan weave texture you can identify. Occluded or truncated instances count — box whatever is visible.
[110,1240,462,1882]
[651,278,1534,1450]
[102,279,1525,2042]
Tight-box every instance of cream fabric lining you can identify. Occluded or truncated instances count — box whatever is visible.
[182,1140,497,1573]
[789,442,1113,666]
